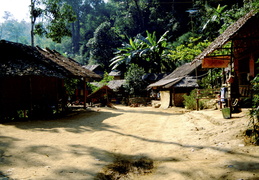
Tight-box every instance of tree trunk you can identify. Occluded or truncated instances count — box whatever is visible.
[30,0,35,47]
[132,0,144,31]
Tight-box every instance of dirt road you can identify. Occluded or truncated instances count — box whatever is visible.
[0,106,258,180]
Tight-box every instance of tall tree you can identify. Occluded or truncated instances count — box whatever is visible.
[30,0,43,46]
[65,0,82,54]
[87,22,122,70]
[30,0,76,46]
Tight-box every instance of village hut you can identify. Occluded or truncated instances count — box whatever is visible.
[89,79,126,105]
[0,40,100,120]
[193,10,259,108]
[109,70,122,80]
[83,64,104,77]
[148,61,207,108]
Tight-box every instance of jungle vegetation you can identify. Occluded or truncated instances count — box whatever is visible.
[0,0,258,74]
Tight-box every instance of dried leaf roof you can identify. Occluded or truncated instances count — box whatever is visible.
[37,47,101,79]
[0,40,65,78]
[194,10,257,62]
[0,40,101,79]
[87,85,114,99]
[91,79,126,91]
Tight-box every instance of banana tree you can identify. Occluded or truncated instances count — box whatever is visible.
[110,30,171,73]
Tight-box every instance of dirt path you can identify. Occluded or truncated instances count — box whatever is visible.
[0,106,258,180]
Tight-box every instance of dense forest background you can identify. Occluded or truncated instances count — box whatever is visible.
[0,0,256,74]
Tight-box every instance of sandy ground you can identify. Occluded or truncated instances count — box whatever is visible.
[0,105,259,180]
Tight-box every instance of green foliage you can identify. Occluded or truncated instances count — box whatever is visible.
[201,4,228,37]
[218,1,259,34]
[124,64,147,96]
[87,83,99,93]
[0,15,31,44]
[88,72,114,92]
[32,0,76,43]
[110,30,171,73]
[87,22,122,70]
[99,72,114,86]
[168,36,211,63]
[2,0,250,66]
[64,78,79,96]
[183,89,206,110]
[248,71,259,145]
[199,69,222,89]
[183,90,197,110]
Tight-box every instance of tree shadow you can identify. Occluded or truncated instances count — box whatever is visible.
[1,110,122,133]
[105,128,259,159]
[1,107,258,179]
[51,145,181,179]
[0,136,21,166]
[1,133,258,179]
[0,106,183,134]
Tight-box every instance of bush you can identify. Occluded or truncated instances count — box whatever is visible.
[183,89,206,110]
[247,74,259,145]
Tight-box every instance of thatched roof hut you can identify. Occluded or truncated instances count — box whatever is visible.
[0,40,100,79]
[193,10,259,68]
[0,40,100,119]
[37,47,100,79]
[192,10,259,106]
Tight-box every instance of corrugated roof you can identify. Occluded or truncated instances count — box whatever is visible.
[148,78,180,87]
[148,61,201,88]
[173,77,199,88]
[193,10,257,62]
[142,73,169,81]
[109,70,121,76]
[83,64,100,71]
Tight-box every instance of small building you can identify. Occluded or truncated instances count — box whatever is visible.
[0,40,100,120]
[83,64,104,78]
[89,79,126,105]
[109,70,122,80]
[148,61,207,108]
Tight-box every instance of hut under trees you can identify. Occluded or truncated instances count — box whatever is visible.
[0,40,100,120]
[148,61,208,108]
[193,10,259,108]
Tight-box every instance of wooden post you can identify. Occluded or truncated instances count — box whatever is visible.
[83,77,86,109]
[29,76,33,118]
[196,89,200,111]
[196,98,199,111]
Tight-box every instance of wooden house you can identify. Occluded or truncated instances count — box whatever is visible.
[193,10,259,107]
[89,79,126,105]
[0,40,100,120]
[148,61,207,108]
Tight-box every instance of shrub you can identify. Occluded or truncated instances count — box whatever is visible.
[183,89,206,110]
[247,75,259,145]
